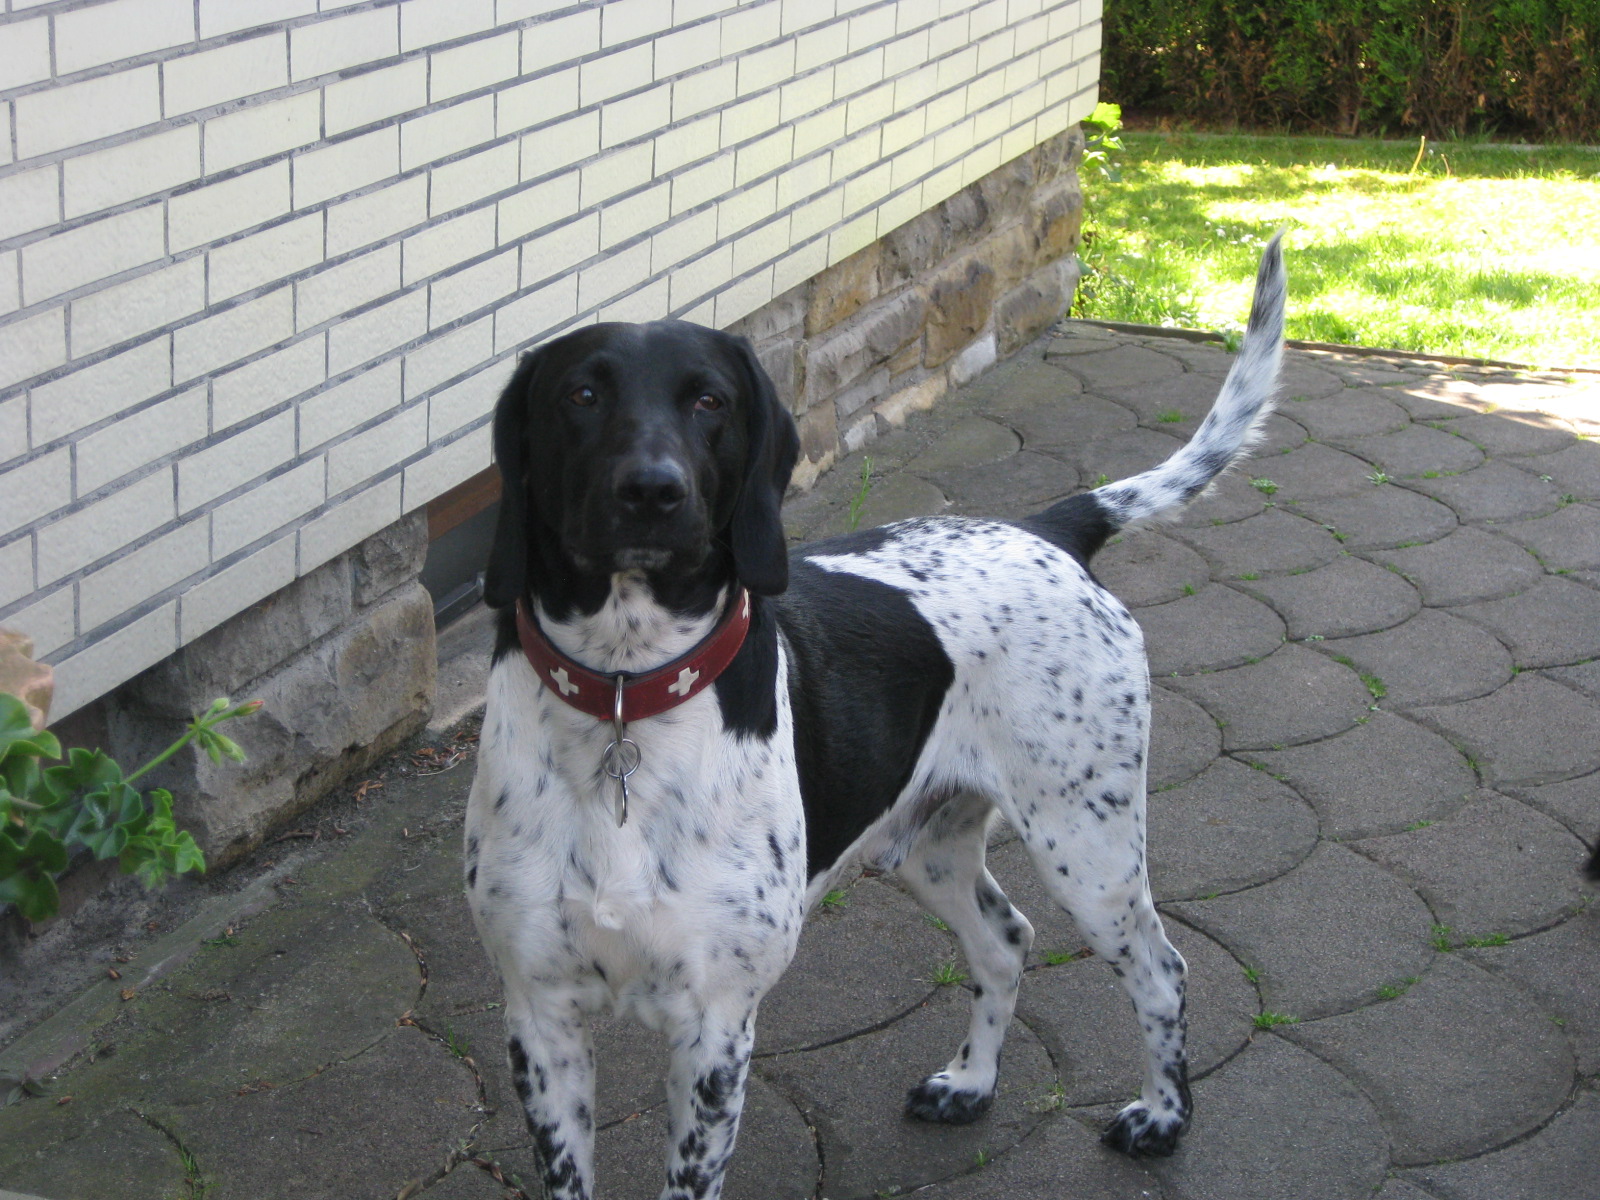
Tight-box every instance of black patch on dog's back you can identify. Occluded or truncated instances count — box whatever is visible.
[1013,492,1117,566]
[771,540,955,879]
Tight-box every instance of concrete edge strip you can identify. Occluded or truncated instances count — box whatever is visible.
[1069,319,1600,377]
[0,859,297,1086]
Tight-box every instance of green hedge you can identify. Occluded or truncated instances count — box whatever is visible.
[1104,0,1600,141]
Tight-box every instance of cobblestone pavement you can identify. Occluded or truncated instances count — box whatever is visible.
[3,324,1597,1200]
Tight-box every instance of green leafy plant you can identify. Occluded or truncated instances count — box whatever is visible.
[929,956,968,986]
[820,888,850,909]
[1080,101,1125,181]
[1,693,261,922]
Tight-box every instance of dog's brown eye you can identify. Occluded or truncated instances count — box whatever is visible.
[694,394,723,412]
[570,386,596,407]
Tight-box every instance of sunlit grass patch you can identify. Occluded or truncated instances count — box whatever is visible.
[1075,133,1600,368]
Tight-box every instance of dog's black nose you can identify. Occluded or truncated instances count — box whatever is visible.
[615,459,689,515]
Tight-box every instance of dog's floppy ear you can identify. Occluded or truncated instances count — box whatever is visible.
[726,335,799,596]
[483,349,544,609]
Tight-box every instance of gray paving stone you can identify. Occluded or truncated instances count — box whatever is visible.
[1277,389,1410,439]
[969,354,1086,417]
[1142,1035,1388,1200]
[908,1112,1164,1200]
[1448,409,1577,457]
[1012,920,1255,1106]
[907,415,1022,473]
[1450,575,1600,668]
[1053,344,1185,389]
[1406,459,1562,522]
[759,987,1055,1200]
[1386,377,1481,420]
[1163,645,1372,751]
[158,1026,480,1200]
[1151,339,1235,375]
[1462,904,1600,1075]
[1145,758,1319,901]
[1173,509,1342,578]
[1374,1179,1440,1200]
[1237,555,1420,640]
[102,898,423,1106]
[1176,471,1270,526]
[1508,439,1600,500]
[1365,525,1543,605]
[1542,658,1600,701]
[1508,768,1600,843]
[757,877,946,1054]
[1170,844,1434,1021]
[816,472,948,536]
[1321,609,1513,710]
[1251,442,1377,502]
[1094,529,1213,609]
[1352,792,1589,938]
[1006,393,1141,458]
[1334,423,1484,478]
[595,1072,818,1200]
[1413,674,1600,787]
[1098,370,1227,427]
[1246,711,1477,839]
[381,888,500,1023]
[1274,359,1348,401]
[1075,427,1190,486]
[1401,1087,1600,1200]
[1044,324,1120,355]
[0,1104,186,1200]
[1325,360,1415,387]
[931,449,1078,518]
[1281,953,1573,1165]
[1289,486,1459,551]
[1496,501,1600,571]
[1137,585,1286,676]
[1148,685,1222,790]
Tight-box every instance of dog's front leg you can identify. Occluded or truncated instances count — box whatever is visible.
[659,999,758,1200]
[505,992,598,1200]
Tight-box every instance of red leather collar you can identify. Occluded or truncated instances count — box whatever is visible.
[515,589,752,722]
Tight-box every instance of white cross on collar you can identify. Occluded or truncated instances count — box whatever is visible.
[549,666,580,696]
[667,666,700,697]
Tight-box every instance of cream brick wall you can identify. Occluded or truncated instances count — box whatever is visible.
[0,0,1100,719]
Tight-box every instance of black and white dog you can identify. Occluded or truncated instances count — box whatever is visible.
[465,236,1287,1199]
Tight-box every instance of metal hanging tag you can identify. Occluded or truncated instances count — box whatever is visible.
[601,674,640,826]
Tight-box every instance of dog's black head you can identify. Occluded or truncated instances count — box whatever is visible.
[484,320,799,615]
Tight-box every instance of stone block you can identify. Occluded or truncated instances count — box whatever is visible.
[995,258,1075,357]
[942,182,988,243]
[725,281,806,344]
[1028,178,1084,266]
[805,241,881,335]
[979,220,1037,291]
[975,150,1037,228]
[805,286,926,404]
[879,208,949,290]
[752,333,802,414]
[875,373,946,429]
[791,399,838,488]
[113,582,435,862]
[128,556,355,716]
[924,256,996,367]
[351,509,427,607]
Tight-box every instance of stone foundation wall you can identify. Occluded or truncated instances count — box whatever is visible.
[95,513,436,865]
[733,126,1085,491]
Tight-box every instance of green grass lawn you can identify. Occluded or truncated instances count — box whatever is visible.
[1073,131,1600,368]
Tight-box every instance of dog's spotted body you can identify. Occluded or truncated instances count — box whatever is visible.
[466,237,1288,1199]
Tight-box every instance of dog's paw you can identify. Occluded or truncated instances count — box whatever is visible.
[905,1073,995,1125]
[1100,1100,1187,1157]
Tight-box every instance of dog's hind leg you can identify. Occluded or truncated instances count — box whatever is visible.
[504,993,599,1200]
[1018,762,1192,1156]
[897,792,1035,1124]
[659,999,758,1200]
